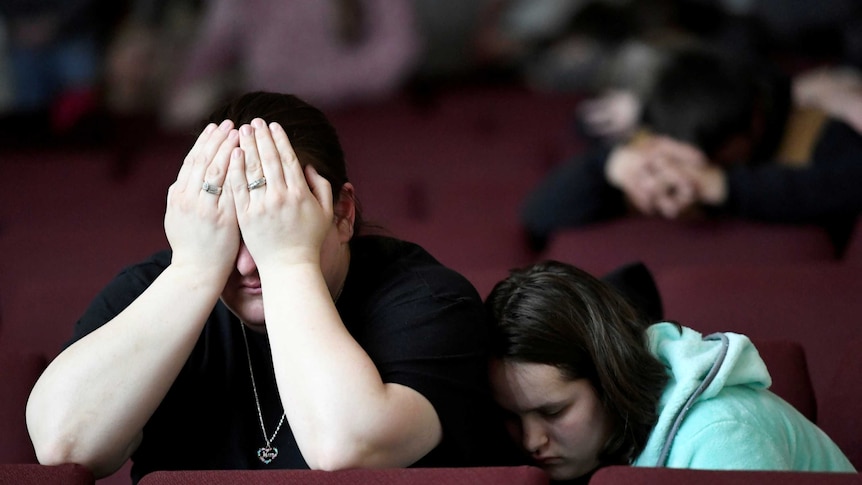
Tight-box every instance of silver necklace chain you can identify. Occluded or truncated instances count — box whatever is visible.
[237,277,346,464]
[239,322,286,463]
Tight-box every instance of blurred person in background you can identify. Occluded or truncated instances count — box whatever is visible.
[162,0,420,129]
[0,0,123,141]
[520,46,862,255]
[102,0,202,118]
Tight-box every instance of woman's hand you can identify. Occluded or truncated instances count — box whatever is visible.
[229,118,334,272]
[164,120,241,281]
[28,124,243,478]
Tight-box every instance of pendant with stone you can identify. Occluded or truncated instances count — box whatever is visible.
[257,446,278,464]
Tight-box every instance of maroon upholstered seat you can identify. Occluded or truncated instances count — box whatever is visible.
[589,465,861,485]
[460,266,515,299]
[0,221,168,359]
[655,262,862,416]
[843,218,862,264]
[543,218,835,276]
[749,339,817,422]
[817,336,862,470]
[0,347,46,464]
[137,466,549,485]
[0,463,94,485]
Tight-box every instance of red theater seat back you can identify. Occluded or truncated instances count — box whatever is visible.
[0,348,46,464]
[138,466,549,485]
[0,463,94,485]
[589,465,861,485]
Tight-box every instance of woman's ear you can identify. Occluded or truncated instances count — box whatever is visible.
[334,182,356,241]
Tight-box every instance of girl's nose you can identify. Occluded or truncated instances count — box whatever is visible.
[522,416,548,455]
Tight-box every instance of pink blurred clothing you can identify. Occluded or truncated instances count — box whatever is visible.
[175,0,420,110]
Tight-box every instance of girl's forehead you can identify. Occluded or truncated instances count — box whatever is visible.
[490,360,572,410]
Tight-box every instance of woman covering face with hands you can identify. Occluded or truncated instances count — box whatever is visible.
[27,92,517,484]
[218,116,352,331]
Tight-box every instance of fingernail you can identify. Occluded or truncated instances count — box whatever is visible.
[252,118,266,128]
[269,122,282,132]
[204,123,217,134]
[219,119,233,131]
[232,147,242,159]
[240,124,252,136]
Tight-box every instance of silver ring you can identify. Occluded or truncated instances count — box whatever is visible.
[247,177,267,191]
[202,181,222,195]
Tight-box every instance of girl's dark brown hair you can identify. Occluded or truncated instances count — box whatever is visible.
[485,260,670,467]
[203,91,363,233]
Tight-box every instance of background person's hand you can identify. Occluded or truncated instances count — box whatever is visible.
[642,136,709,218]
[793,67,862,134]
[673,159,728,207]
[164,120,241,281]
[606,142,658,214]
[607,135,707,218]
[577,89,641,141]
[229,119,334,271]
[642,155,697,219]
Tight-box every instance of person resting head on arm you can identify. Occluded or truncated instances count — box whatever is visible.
[519,45,862,255]
[485,260,855,483]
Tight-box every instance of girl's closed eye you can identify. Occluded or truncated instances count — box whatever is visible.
[540,404,569,419]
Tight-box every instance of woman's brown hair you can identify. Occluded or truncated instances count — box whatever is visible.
[485,260,671,467]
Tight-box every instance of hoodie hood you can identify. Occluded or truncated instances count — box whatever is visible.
[635,322,772,467]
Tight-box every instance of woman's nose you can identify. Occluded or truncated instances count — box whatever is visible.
[235,243,257,275]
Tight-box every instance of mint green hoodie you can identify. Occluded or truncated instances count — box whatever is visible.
[633,323,855,472]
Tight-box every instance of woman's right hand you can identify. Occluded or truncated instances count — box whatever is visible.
[27,122,243,478]
[164,120,241,281]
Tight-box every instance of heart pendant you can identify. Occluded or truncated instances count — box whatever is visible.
[257,446,278,464]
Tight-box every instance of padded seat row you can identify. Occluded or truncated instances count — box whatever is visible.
[1,463,858,485]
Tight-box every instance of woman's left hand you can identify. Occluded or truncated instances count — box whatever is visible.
[228,118,334,271]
